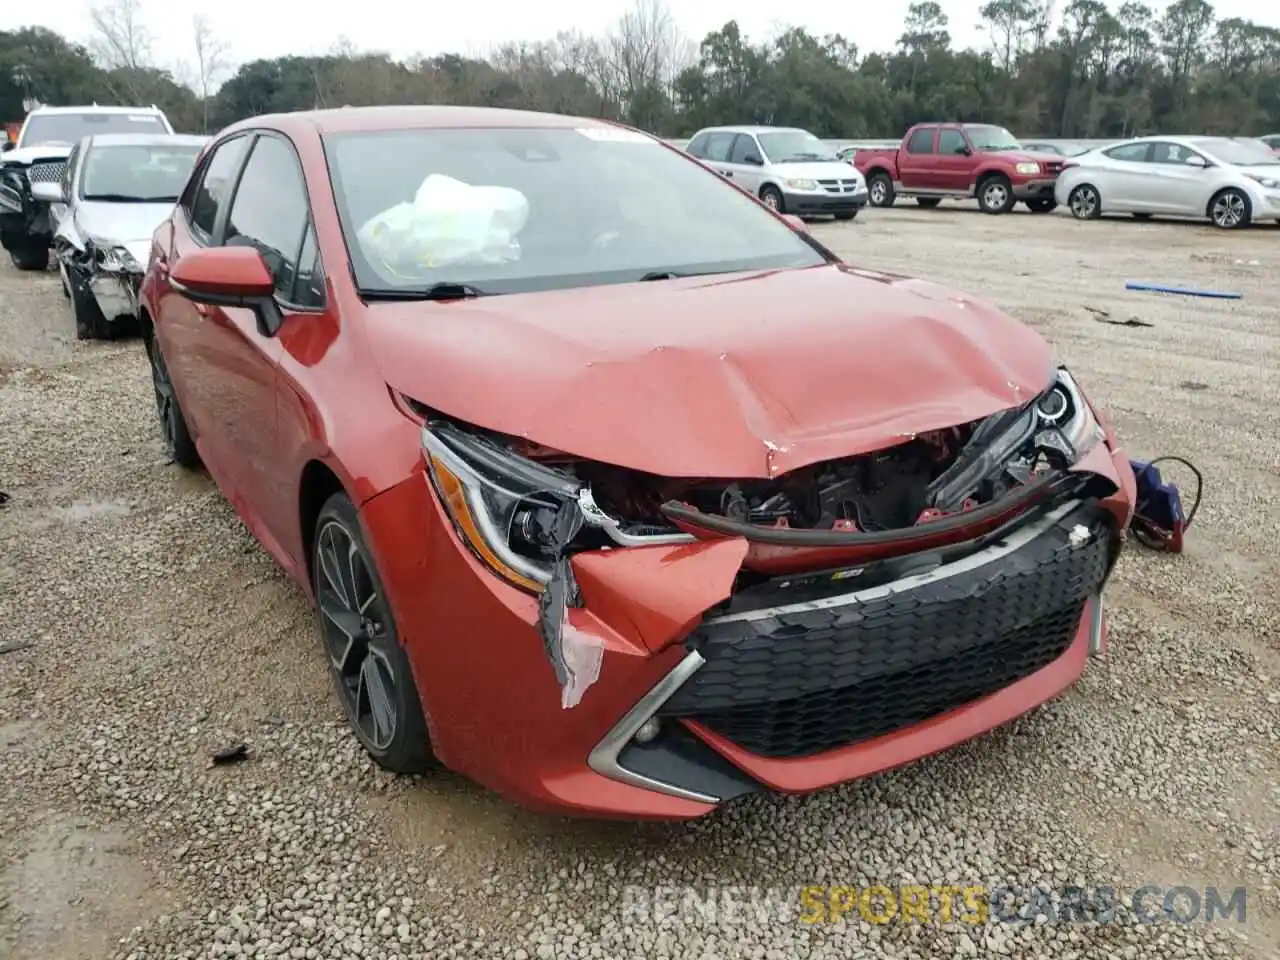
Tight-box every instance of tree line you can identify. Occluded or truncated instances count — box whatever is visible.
[2,0,1278,141]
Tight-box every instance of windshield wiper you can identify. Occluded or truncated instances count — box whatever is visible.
[82,193,151,202]
[360,282,487,301]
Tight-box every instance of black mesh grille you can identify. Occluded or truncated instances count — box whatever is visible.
[27,161,65,184]
[662,504,1112,759]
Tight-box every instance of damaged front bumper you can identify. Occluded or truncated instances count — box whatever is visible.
[88,268,143,321]
[61,242,145,321]
[363,378,1133,817]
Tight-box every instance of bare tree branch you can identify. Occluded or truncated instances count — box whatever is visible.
[88,0,152,71]
[192,14,230,131]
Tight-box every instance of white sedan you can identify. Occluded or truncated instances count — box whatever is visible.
[1054,135,1280,229]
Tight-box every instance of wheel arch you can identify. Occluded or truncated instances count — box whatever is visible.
[298,458,348,594]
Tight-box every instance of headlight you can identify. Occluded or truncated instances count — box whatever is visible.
[419,420,691,593]
[1015,162,1041,175]
[1037,367,1104,460]
[94,244,141,273]
[421,423,584,592]
[1246,173,1280,189]
[784,178,819,190]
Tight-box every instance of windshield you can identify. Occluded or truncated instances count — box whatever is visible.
[1190,137,1280,166]
[81,143,204,202]
[757,130,835,163]
[21,112,168,149]
[324,126,826,297]
[966,125,1022,151]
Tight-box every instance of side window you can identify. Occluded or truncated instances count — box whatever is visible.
[223,135,310,300]
[1104,142,1151,162]
[291,225,326,308]
[1150,141,1200,165]
[61,144,79,199]
[704,132,735,162]
[937,129,967,155]
[187,136,250,239]
[686,133,709,158]
[906,127,936,154]
[729,134,760,163]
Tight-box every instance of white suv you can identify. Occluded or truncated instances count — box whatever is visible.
[0,104,173,270]
[685,125,868,220]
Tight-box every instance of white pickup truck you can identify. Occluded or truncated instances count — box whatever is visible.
[0,104,173,270]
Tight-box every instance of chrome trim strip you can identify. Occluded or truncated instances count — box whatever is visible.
[587,650,719,804]
[1088,592,1105,654]
[706,499,1083,625]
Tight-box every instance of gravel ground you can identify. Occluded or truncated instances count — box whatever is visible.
[1,206,1277,960]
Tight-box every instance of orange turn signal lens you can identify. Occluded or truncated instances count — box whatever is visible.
[425,452,546,594]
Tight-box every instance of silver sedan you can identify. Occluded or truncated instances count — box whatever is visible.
[1054,135,1280,229]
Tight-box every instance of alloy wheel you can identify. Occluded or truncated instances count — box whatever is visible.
[984,182,1009,209]
[315,519,399,752]
[1070,187,1098,219]
[870,180,887,204]
[148,340,178,457]
[1211,191,1246,229]
[762,192,779,209]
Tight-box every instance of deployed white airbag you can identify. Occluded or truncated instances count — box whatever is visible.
[357,174,529,279]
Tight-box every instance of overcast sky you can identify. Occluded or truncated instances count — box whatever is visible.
[3,0,1278,79]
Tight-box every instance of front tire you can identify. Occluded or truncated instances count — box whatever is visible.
[1025,199,1056,213]
[977,176,1016,214]
[1068,184,1102,220]
[834,210,858,221]
[1208,188,1250,229]
[68,266,109,340]
[145,331,200,468]
[867,172,895,207]
[313,493,434,775]
[8,242,49,271]
[759,185,784,212]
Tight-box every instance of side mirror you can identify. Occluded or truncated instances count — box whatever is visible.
[31,181,66,204]
[782,214,809,233]
[170,245,283,336]
[1,140,14,152]
[743,153,763,166]
[1185,154,1208,168]
[956,145,972,156]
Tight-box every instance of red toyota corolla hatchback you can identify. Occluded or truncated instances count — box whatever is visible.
[139,106,1136,819]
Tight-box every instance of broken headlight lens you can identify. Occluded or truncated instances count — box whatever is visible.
[421,423,584,593]
[94,244,140,273]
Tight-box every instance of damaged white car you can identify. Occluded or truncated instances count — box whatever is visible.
[36,133,208,339]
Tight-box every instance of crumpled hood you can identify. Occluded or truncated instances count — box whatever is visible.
[74,201,172,248]
[368,264,1054,478]
[2,144,73,166]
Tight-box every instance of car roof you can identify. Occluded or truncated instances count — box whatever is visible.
[222,105,628,138]
[28,104,166,116]
[693,125,807,136]
[85,133,208,148]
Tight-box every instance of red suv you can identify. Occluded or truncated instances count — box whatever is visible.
[855,123,1067,214]
[138,106,1135,819]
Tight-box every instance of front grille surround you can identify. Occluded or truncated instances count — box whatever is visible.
[662,501,1113,759]
[816,178,861,194]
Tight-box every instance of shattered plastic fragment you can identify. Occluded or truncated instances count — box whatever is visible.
[536,557,603,709]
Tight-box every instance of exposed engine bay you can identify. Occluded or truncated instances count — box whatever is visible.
[523,371,1100,540]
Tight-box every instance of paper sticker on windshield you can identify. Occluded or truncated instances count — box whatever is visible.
[575,127,653,144]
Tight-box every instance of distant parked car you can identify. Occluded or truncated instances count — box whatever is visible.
[0,104,174,271]
[853,123,1067,214]
[34,132,208,338]
[1055,135,1280,229]
[685,125,868,219]
[1260,134,1280,155]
